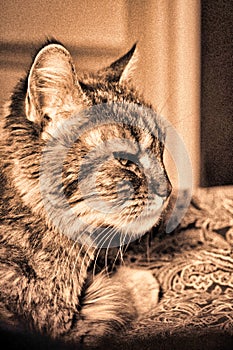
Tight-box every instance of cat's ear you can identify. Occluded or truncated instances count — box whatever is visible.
[96,43,139,84]
[25,43,84,125]
[119,44,139,85]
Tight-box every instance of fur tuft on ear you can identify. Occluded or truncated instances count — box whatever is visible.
[96,43,139,84]
[25,43,84,125]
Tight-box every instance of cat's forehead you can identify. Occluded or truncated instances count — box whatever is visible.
[81,121,157,155]
[74,102,164,154]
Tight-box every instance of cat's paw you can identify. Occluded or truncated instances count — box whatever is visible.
[65,271,138,345]
[112,266,160,316]
[64,267,159,346]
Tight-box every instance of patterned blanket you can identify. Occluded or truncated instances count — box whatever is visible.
[1,186,232,349]
[103,186,233,350]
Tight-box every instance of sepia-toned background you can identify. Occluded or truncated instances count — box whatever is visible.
[0,0,232,188]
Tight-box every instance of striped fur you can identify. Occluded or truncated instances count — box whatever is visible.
[0,41,171,345]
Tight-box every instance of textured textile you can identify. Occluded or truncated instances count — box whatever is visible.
[1,186,233,349]
[106,186,233,349]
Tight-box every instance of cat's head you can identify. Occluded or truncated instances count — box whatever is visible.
[11,42,172,247]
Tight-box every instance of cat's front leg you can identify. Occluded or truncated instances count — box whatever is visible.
[65,266,159,346]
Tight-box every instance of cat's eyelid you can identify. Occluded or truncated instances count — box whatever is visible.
[113,151,137,161]
[112,151,137,167]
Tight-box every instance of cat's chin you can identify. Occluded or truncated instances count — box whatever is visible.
[86,200,168,248]
[121,211,162,237]
[68,210,164,249]
[118,196,169,239]
[92,212,162,247]
[59,196,169,248]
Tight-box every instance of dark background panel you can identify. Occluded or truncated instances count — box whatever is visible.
[201,0,233,186]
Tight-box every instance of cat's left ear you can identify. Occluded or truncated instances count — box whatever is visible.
[97,43,139,84]
[25,43,85,125]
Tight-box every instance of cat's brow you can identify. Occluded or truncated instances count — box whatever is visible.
[140,133,154,149]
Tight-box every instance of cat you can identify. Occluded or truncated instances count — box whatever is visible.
[0,41,171,347]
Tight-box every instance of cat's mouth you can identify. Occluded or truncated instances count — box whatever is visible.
[75,194,170,247]
[118,195,170,237]
[89,200,169,248]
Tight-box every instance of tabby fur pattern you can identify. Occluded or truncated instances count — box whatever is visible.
[0,41,171,346]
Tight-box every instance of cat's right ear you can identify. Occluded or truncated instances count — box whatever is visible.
[119,44,139,85]
[25,43,84,126]
[95,43,139,84]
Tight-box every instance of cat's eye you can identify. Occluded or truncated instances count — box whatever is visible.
[113,152,136,167]
[118,158,130,166]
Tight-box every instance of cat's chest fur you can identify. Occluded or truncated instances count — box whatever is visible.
[0,41,171,346]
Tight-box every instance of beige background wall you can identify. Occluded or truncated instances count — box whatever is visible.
[0,0,200,188]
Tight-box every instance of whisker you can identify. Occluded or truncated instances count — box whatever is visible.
[72,240,95,278]
[92,227,113,276]
[92,225,120,276]
[111,206,135,271]
[61,221,96,272]
[71,224,101,277]
[104,226,120,270]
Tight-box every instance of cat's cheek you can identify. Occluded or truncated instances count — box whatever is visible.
[131,195,169,236]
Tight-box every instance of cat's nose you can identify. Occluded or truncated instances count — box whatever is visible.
[158,182,172,199]
[151,177,172,199]
[164,180,172,198]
